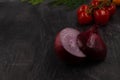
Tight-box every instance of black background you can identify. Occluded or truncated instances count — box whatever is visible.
[0,0,120,80]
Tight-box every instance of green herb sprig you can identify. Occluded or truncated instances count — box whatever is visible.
[21,0,86,9]
[21,0,44,5]
[49,0,85,9]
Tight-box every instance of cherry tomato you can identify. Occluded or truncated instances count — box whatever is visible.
[90,0,99,8]
[94,9,110,25]
[78,12,93,25]
[91,0,99,2]
[77,4,89,15]
[107,3,116,16]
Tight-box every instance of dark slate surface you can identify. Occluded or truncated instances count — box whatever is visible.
[0,0,120,80]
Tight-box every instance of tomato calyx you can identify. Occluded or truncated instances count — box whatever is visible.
[86,6,93,15]
[90,0,113,9]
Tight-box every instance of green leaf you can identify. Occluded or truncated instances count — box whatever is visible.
[21,0,44,5]
[21,0,86,9]
[49,0,86,9]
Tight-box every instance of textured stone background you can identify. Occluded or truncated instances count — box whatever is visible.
[0,0,120,80]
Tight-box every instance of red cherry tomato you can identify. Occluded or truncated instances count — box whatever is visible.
[77,4,89,15]
[107,3,116,16]
[78,12,93,25]
[90,0,99,8]
[94,9,110,25]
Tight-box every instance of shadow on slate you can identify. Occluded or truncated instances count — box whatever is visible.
[0,1,120,80]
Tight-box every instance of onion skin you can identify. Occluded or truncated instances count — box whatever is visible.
[85,33,107,61]
[77,25,107,61]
